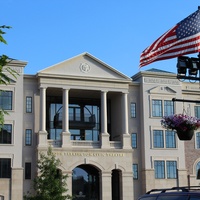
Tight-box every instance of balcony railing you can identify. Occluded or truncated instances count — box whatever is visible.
[47,140,122,149]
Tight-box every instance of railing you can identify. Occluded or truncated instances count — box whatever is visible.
[47,140,122,149]
[71,140,100,148]
[110,141,122,149]
[48,140,62,147]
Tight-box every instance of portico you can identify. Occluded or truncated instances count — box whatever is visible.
[35,53,133,199]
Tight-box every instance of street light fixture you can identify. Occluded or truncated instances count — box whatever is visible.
[189,57,199,76]
[176,54,200,81]
[177,56,188,76]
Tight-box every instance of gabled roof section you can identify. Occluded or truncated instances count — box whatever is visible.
[146,68,175,74]
[149,86,176,94]
[38,52,131,82]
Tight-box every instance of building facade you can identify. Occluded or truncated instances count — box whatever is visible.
[0,53,200,200]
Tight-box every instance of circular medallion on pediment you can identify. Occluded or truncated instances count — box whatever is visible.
[80,63,90,73]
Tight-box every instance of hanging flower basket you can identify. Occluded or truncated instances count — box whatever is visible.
[176,129,194,140]
[161,114,200,141]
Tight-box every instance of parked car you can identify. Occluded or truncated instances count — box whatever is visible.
[138,186,200,200]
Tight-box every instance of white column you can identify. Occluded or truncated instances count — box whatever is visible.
[38,87,48,147]
[122,92,131,149]
[100,91,110,148]
[11,168,23,200]
[122,172,134,199]
[101,171,112,200]
[62,88,71,148]
[64,171,72,197]
[101,91,108,134]
[62,89,69,132]
[40,87,46,132]
[122,92,129,135]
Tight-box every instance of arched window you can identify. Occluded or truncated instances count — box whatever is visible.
[196,162,200,179]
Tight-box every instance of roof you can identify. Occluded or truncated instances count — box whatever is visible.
[146,68,175,74]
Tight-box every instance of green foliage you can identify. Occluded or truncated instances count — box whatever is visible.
[24,147,71,200]
[0,25,11,44]
[0,54,19,85]
[0,25,19,128]
[0,108,8,129]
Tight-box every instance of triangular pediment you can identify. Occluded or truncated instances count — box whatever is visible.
[38,52,131,81]
[149,86,176,94]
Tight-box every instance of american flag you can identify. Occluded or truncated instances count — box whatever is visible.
[139,8,200,68]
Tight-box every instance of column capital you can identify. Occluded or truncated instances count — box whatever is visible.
[39,85,48,89]
[122,91,129,94]
[101,90,108,93]
[62,87,70,90]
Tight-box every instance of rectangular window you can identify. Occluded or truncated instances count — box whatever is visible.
[0,158,11,178]
[153,130,176,149]
[153,130,164,148]
[167,161,177,179]
[25,162,31,179]
[0,91,12,110]
[25,129,32,146]
[152,99,174,117]
[154,160,165,179]
[133,164,138,180]
[196,132,200,148]
[164,100,174,116]
[195,106,200,118]
[165,130,176,148]
[130,103,136,118]
[26,97,32,113]
[0,124,12,144]
[131,133,137,148]
[152,100,162,117]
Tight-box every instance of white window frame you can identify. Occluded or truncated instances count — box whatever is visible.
[150,96,175,118]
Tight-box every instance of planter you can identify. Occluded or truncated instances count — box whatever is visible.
[176,129,194,140]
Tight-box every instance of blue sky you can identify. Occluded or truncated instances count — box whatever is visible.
[1,1,200,76]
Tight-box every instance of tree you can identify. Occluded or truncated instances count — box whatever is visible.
[0,25,18,127]
[24,147,71,200]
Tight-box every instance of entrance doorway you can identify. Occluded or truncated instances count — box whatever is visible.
[112,169,122,200]
[72,164,99,200]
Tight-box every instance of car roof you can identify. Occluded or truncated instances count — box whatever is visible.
[138,186,200,199]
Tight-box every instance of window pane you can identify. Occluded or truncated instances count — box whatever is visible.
[154,161,165,179]
[0,124,12,144]
[131,103,136,118]
[26,97,32,113]
[25,162,31,179]
[0,158,11,178]
[0,91,12,110]
[25,129,32,146]
[195,106,200,118]
[133,164,138,179]
[196,132,200,149]
[165,130,176,148]
[153,130,164,148]
[152,100,162,117]
[166,161,177,179]
[131,133,137,148]
[164,100,174,116]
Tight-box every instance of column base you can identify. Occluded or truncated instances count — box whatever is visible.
[37,130,48,147]
[61,131,71,148]
[100,133,110,149]
[122,134,131,149]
